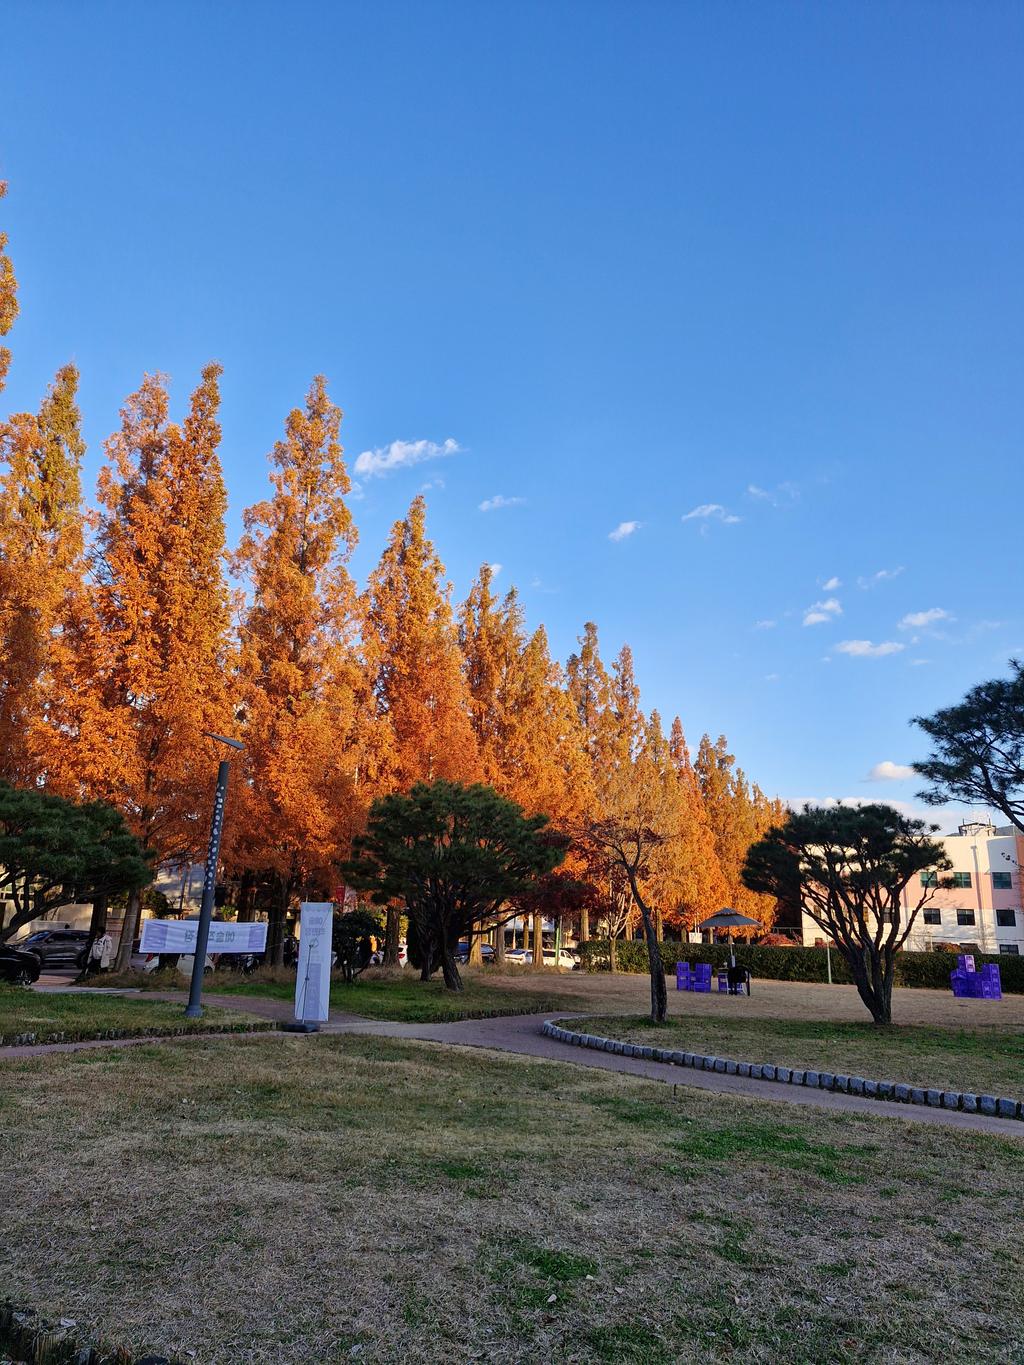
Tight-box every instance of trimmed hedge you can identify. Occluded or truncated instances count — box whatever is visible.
[577,939,1024,994]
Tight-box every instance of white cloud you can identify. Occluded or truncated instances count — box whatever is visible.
[754,619,777,630]
[803,597,842,627]
[822,576,841,591]
[836,639,905,658]
[746,481,799,506]
[682,503,741,525]
[899,607,951,630]
[355,437,461,480]
[479,494,526,512]
[765,672,780,683]
[868,761,916,781]
[608,520,641,542]
[911,658,931,667]
[857,566,905,589]
[487,563,502,577]
[747,484,770,500]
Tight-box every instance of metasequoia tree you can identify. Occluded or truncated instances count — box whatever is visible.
[229,376,367,962]
[43,365,234,969]
[462,572,592,963]
[695,733,780,934]
[667,716,727,927]
[0,365,86,783]
[365,497,480,961]
[343,780,563,991]
[913,660,1024,835]
[742,803,949,1025]
[0,182,17,394]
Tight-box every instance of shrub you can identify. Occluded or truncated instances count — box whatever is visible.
[576,939,1024,993]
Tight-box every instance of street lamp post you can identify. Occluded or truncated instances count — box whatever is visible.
[185,733,244,1019]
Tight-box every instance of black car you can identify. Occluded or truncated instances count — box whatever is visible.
[455,941,497,965]
[18,928,90,968]
[0,942,42,985]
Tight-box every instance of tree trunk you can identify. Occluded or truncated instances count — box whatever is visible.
[655,908,663,942]
[579,905,590,944]
[237,871,255,922]
[114,886,142,973]
[78,893,109,982]
[439,943,464,991]
[532,912,544,969]
[383,905,400,967]
[845,944,892,1024]
[609,931,618,973]
[494,919,506,968]
[469,933,483,966]
[267,876,291,967]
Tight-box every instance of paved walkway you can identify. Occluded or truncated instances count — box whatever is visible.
[8,984,1023,1139]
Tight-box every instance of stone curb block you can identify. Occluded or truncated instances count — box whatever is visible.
[542,1021,1024,1121]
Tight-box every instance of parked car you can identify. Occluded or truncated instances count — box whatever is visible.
[504,947,579,970]
[455,942,496,965]
[17,928,90,968]
[0,941,42,985]
[369,942,408,967]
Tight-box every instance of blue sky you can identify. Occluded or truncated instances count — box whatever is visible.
[3,1,1022,826]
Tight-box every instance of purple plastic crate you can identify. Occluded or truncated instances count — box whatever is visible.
[958,954,976,973]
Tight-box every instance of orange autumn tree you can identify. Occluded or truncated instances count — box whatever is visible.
[695,733,780,935]
[364,495,479,789]
[667,714,728,930]
[43,365,235,968]
[228,376,369,962]
[364,495,480,961]
[460,566,593,961]
[0,182,17,394]
[0,365,87,784]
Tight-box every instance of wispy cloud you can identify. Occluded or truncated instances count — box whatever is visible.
[765,672,780,683]
[746,481,799,506]
[803,597,842,627]
[754,619,777,630]
[822,576,841,591]
[487,563,502,577]
[868,761,916,781]
[608,520,642,542]
[355,437,461,480]
[682,503,741,525]
[479,494,526,512]
[899,607,952,630]
[836,639,905,658]
[857,566,905,589]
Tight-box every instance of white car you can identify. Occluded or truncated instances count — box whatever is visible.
[369,942,408,967]
[505,948,579,970]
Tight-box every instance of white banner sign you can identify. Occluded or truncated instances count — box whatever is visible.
[295,901,334,1023]
[139,919,268,955]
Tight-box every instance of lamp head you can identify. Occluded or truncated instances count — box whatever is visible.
[203,731,245,751]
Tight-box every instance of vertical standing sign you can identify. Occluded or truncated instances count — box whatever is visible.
[295,901,333,1027]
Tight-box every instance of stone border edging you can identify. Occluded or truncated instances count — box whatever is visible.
[541,1020,1024,1121]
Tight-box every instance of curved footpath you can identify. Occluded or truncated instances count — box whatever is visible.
[5,990,1023,1140]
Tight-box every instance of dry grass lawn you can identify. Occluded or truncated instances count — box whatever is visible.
[0,986,260,1045]
[2,1031,1024,1364]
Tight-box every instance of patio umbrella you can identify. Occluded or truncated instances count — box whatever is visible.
[697,907,761,967]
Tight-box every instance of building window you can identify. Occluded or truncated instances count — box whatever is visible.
[922,908,942,925]
[993,872,1012,891]
[999,944,1020,956]
[956,909,976,927]
[952,872,972,889]
[996,909,1016,928]
[920,871,939,888]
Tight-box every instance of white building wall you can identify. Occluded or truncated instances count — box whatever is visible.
[801,823,1024,957]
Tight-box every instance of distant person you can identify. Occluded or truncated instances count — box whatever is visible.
[87,931,113,975]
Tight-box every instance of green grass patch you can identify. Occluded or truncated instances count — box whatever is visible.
[566,1012,1024,1097]
[216,968,590,1022]
[0,985,264,1046]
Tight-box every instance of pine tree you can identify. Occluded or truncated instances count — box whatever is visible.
[0,365,86,783]
[44,365,235,968]
[0,182,18,394]
[229,375,366,962]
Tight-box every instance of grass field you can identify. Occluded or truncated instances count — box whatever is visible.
[2,1032,1023,1364]
[216,967,591,1021]
[0,986,265,1046]
[564,1013,1024,1099]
